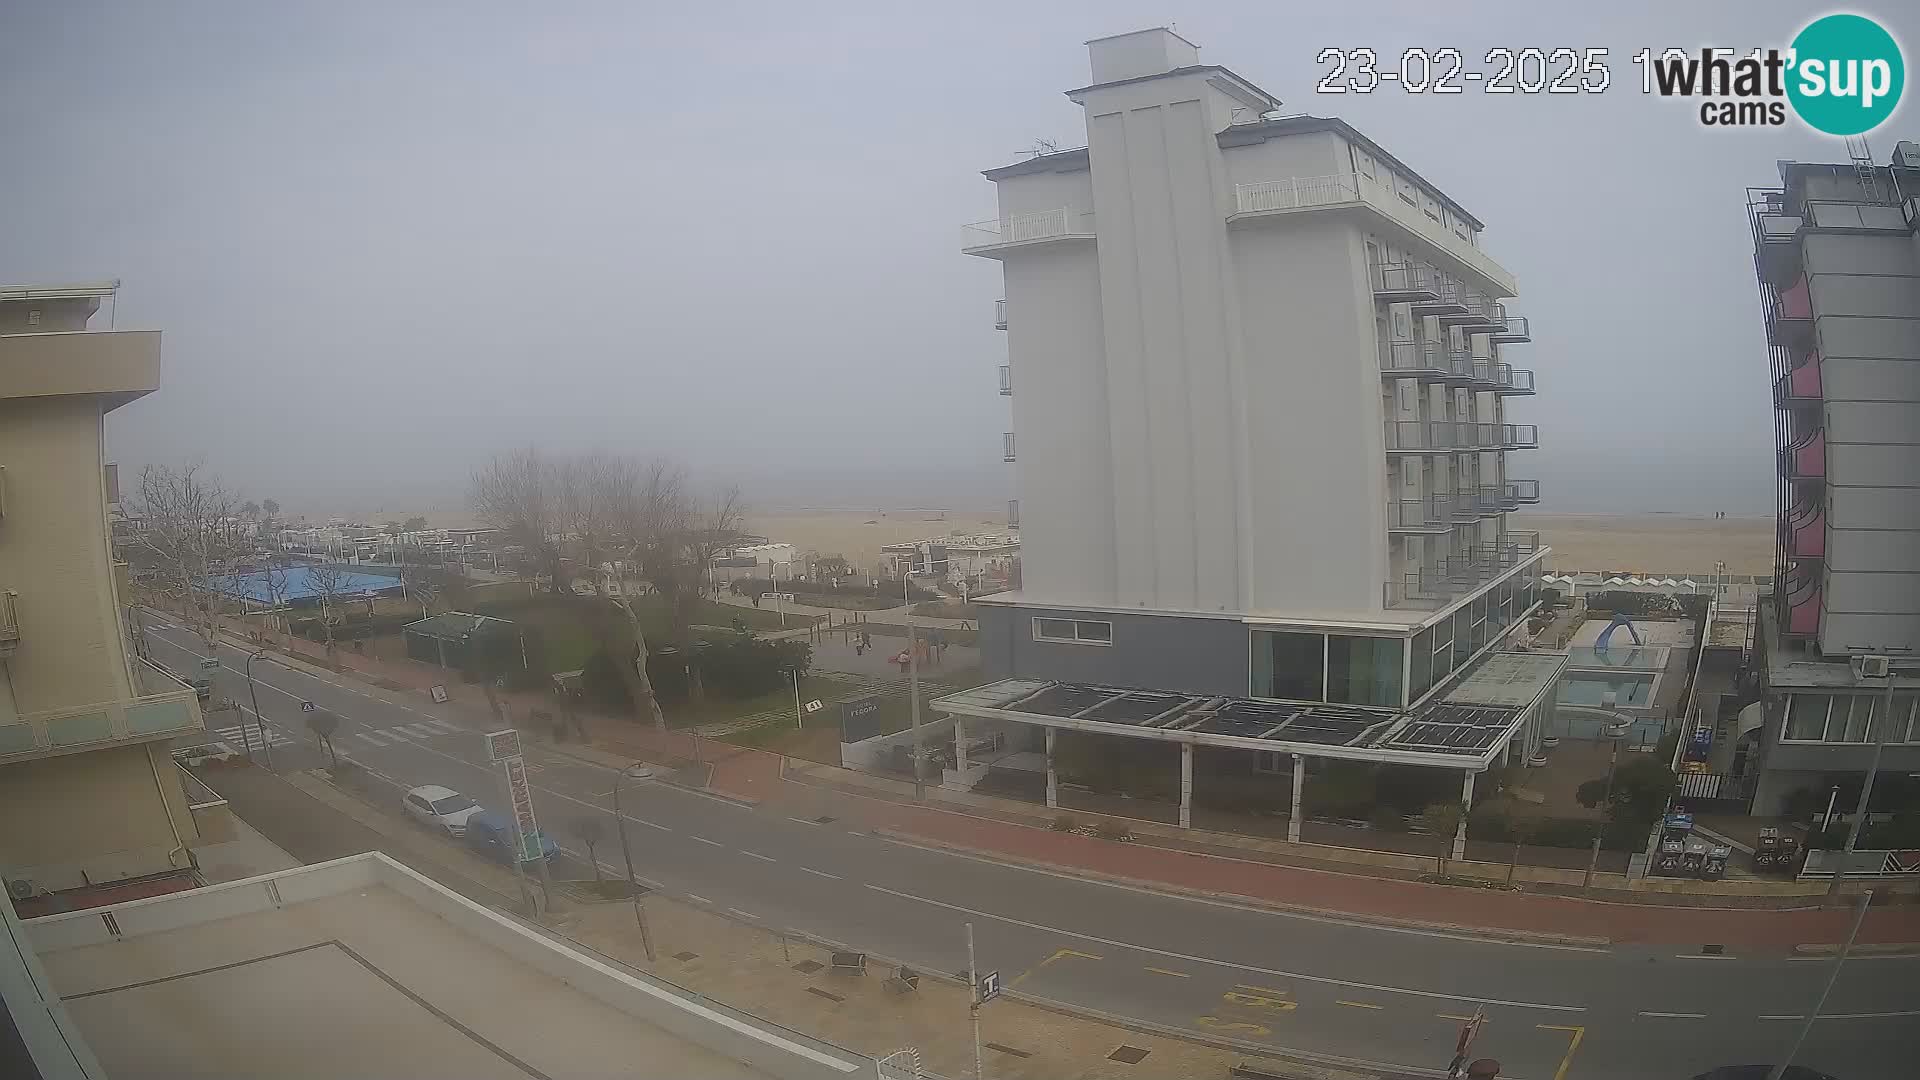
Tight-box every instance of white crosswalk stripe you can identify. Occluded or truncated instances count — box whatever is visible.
[211,725,293,748]
[357,730,393,746]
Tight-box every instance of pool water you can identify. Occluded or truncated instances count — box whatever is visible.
[1557,673,1655,707]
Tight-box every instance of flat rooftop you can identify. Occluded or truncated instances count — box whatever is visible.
[27,854,869,1080]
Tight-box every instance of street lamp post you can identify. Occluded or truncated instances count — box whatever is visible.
[245,650,274,772]
[612,763,658,963]
[906,571,923,800]
[1583,709,1628,888]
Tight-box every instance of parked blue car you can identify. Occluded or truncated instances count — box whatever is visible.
[461,810,559,864]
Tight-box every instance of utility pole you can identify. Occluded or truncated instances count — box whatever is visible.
[613,764,658,963]
[245,651,274,772]
[1769,889,1872,1080]
[907,571,923,800]
[1827,659,1899,896]
[966,921,984,1080]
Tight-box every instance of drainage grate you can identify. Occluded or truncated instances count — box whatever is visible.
[1108,1046,1150,1065]
[1701,944,1725,955]
[984,1043,1032,1059]
[805,986,846,1003]
[792,959,825,974]
[672,951,699,962]
[814,815,836,824]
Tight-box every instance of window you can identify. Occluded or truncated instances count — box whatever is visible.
[1259,631,1325,701]
[1432,614,1457,678]
[430,794,477,815]
[1836,695,1873,742]
[406,794,431,811]
[1785,694,1829,741]
[1254,750,1289,775]
[1410,625,1435,701]
[1033,618,1111,646]
[1327,635,1405,708]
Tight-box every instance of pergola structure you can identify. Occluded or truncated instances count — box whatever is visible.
[932,651,1565,858]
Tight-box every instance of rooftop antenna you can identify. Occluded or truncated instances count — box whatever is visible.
[1027,137,1060,159]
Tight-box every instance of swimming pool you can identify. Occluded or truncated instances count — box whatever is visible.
[1557,672,1656,708]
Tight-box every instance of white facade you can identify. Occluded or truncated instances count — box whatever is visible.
[972,29,1541,631]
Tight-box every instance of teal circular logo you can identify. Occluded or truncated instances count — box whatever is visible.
[1787,14,1905,136]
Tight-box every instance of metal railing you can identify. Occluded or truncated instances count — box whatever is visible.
[1387,496,1451,530]
[1234,173,1518,296]
[1371,262,1438,295]
[1501,423,1539,448]
[1385,420,1460,452]
[994,298,1007,330]
[962,208,1095,250]
[1473,484,1507,514]
[1490,315,1531,342]
[1380,340,1451,377]
[0,688,202,761]
[1413,277,1468,311]
[1506,479,1541,504]
[1495,366,1535,393]
[1385,569,1455,609]
[1002,432,1016,462]
[0,591,17,654]
[998,365,1012,395]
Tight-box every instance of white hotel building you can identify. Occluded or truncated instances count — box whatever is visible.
[963,29,1546,715]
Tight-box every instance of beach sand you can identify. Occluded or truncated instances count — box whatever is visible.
[741,509,1008,570]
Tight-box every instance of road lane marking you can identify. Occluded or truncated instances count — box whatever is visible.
[729,908,759,919]
[863,883,1584,1012]
[1638,1011,1706,1019]
[691,836,724,847]
[1537,1024,1585,1080]
[1194,1016,1269,1036]
[741,850,777,862]
[1671,954,1737,960]
[1336,1000,1383,1010]
[356,732,388,746]
[867,835,1609,953]
[1756,1009,1920,1021]
[1012,947,1103,987]
[625,815,672,832]
[688,894,713,905]
[1224,990,1295,1012]
[1144,967,1189,978]
[787,816,822,826]
[1436,1013,1479,1022]
[799,867,841,880]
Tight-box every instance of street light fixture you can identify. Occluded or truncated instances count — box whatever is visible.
[612,762,659,963]
[244,650,274,772]
[1583,700,1629,888]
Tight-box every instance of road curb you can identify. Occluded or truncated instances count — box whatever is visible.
[1791,941,1920,957]
[873,828,1611,950]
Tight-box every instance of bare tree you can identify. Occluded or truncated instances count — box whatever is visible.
[401,562,442,621]
[558,452,633,591]
[307,710,341,769]
[259,552,292,643]
[470,448,566,593]
[574,816,607,881]
[305,561,348,655]
[628,462,743,705]
[129,463,246,652]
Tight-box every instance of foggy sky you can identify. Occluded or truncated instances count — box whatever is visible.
[3,2,1912,517]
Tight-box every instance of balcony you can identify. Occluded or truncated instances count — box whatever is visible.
[1002,433,1016,462]
[1773,351,1822,406]
[994,299,1007,330]
[1492,365,1535,395]
[1468,362,1504,391]
[0,688,203,765]
[999,364,1013,395]
[1445,488,1482,521]
[1784,500,1825,559]
[1387,496,1452,534]
[1230,173,1519,298]
[1440,354,1479,386]
[1767,274,1815,347]
[1752,202,1805,288]
[1410,278,1469,318]
[1440,291,1496,329]
[1472,484,1508,515]
[1505,479,1541,505]
[1781,568,1822,638]
[1380,340,1452,381]
[0,590,16,659]
[1385,420,1459,453]
[0,328,161,411]
[962,208,1096,258]
[1489,315,1531,343]
[178,762,237,845]
[1782,428,1825,481]
[1385,569,1455,610]
[1498,423,1539,449]
[1371,263,1442,303]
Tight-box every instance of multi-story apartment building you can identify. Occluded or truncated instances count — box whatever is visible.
[0,282,217,912]
[1745,145,1920,818]
[966,29,1545,711]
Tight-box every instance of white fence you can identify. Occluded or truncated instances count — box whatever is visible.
[961,208,1095,250]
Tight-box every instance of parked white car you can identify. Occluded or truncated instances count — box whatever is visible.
[402,785,482,836]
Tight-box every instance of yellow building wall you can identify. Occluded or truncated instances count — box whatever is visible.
[0,744,195,892]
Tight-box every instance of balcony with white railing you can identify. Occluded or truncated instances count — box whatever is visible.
[1492,365,1535,395]
[999,364,1013,396]
[1385,420,1472,453]
[1499,423,1539,449]
[1231,173,1518,298]
[0,686,204,764]
[1489,315,1530,343]
[1003,432,1016,462]
[0,591,17,659]
[1505,479,1541,506]
[1410,278,1469,318]
[1379,340,1452,381]
[1371,263,1442,303]
[994,299,1007,330]
[962,208,1096,258]
[1387,496,1452,534]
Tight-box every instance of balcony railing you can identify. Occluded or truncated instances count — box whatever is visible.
[1782,428,1824,480]
[994,299,1007,330]
[0,688,203,763]
[1380,340,1452,380]
[1505,479,1541,504]
[1784,503,1825,559]
[1489,315,1531,343]
[999,364,1013,395]
[962,208,1096,253]
[1385,420,1460,452]
[1499,423,1539,449]
[1232,173,1518,297]
[1002,432,1016,462]
[1440,291,1494,328]
[1441,355,1479,385]
[1387,496,1452,533]
[0,591,17,659]
[177,761,236,844]
[1411,278,1470,317]
[1492,365,1535,394]
[1473,484,1507,514]
[1371,263,1442,302]
[1468,362,1503,390]
[1773,352,1821,405]
[1385,569,1455,610]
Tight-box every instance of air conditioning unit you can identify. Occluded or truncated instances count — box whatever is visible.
[1855,655,1892,679]
[6,877,39,901]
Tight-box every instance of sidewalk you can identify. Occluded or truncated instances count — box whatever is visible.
[202,615,1920,950]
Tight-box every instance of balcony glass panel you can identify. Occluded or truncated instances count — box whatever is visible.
[0,724,36,755]
[1327,635,1405,708]
[47,710,113,746]
[126,697,196,735]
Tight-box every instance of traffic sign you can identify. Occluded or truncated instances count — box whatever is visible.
[485,729,521,762]
[430,684,449,704]
[976,970,1002,1004]
[300,701,316,713]
[803,699,825,714]
[199,657,221,671]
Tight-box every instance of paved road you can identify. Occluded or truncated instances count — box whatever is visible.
[144,623,1920,1080]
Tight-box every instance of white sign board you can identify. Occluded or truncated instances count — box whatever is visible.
[803,699,825,714]
[199,657,221,671]
[485,729,521,763]
[977,970,1002,1004]
[430,684,449,704]
[501,755,543,862]
[301,701,316,713]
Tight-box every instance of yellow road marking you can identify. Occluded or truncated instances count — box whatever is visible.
[1337,1000,1384,1010]
[1012,947,1103,986]
[1233,983,1291,997]
[1195,1016,1271,1036]
[1144,967,1189,978]
[1223,990,1297,1012]
[1438,1013,1481,1022]
[1537,1024,1586,1080]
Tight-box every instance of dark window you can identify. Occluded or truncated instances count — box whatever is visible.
[1327,635,1406,708]
[1262,631,1325,701]
[1410,626,1435,701]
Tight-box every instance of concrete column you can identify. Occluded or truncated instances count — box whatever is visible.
[1044,727,1058,809]
[1454,770,1476,862]
[1288,755,1305,844]
[1179,742,1194,829]
[953,716,969,781]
